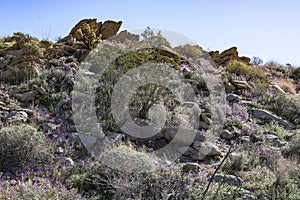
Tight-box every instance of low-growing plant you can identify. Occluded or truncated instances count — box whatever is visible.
[221,152,248,176]
[264,122,291,139]
[22,40,45,58]
[0,125,51,173]
[0,179,85,199]
[283,132,300,160]
[174,44,203,59]
[226,60,262,80]
[290,67,300,81]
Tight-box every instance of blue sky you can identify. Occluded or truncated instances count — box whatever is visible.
[1,0,299,65]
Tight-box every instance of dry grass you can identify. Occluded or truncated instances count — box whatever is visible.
[273,78,296,94]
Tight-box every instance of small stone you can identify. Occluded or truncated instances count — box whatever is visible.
[212,174,244,186]
[15,90,38,102]
[42,123,58,133]
[240,136,251,143]
[201,113,212,125]
[66,132,80,143]
[194,130,205,142]
[199,121,209,130]
[226,93,241,102]
[65,157,74,165]
[33,85,47,95]
[164,127,196,146]
[265,134,285,147]
[9,180,17,186]
[193,141,221,156]
[221,129,234,140]
[182,162,201,173]
[232,80,252,90]
[224,81,236,92]
[7,111,28,124]
[55,147,64,154]
[190,154,206,161]
[242,193,257,200]
[106,132,124,143]
[177,146,198,156]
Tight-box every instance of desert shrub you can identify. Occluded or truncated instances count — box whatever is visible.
[250,56,263,65]
[174,44,203,59]
[0,179,85,199]
[264,122,291,139]
[226,60,262,80]
[66,144,205,199]
[94,48,185,132]
[22,41,45,58]
[242,166,276,197]
[290,67,300,81]
[244,78,270,99]
[283,132,300,160]
[0,125,50,172]
[187,183,244,200]
[141,27,171,48]
[29,69,73,104]
[0,41,4,49]
[221,152,249,176]
[262,61,289,78]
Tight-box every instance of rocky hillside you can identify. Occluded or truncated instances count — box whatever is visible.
[0,19,299,199]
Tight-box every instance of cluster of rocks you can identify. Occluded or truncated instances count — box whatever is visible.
[209,47,251,66]
[0,19,127,84]
[0,85,32,126]
[0,18,298,200]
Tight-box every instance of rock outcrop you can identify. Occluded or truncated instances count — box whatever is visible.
[0,19,122,83]
[59,19,122,47]
[209,47,250,66]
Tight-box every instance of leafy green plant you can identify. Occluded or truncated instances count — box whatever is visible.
[283,132,300,159]
[174,44,203,59]
[226,60,262,80]
[0,125,50,172]
[22,41,45,58]
[264,122,291,139]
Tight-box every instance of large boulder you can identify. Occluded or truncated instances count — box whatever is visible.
[209,47,250,66]
[111,30,140,42]
[249,108,293,129]
[0,55,43,83]
[100,20,122,39]
[60,19,122,48]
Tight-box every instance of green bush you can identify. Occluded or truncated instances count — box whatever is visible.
[290,67,300,81]
[174,44,203,59]
[264,122,291,139]
[283,132,300,159]
[0,125,48,172]
[22,41,45,58]
[226,60,262,80]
